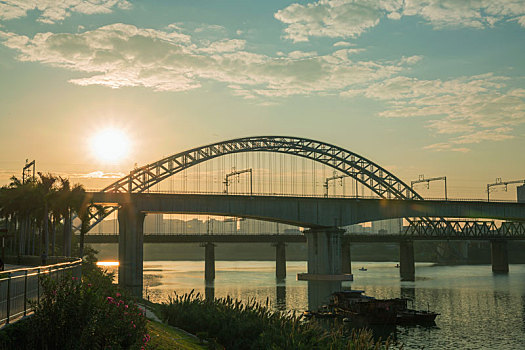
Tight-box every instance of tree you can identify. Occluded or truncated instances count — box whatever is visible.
[37,173,57,264]
[56,177,73,257]
[69,184,105,258]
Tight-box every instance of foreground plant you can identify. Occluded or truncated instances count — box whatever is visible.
[159,291,396,350]
[0,255,150,350]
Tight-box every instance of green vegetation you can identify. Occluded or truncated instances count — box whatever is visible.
[0,173,102,260]
[159,291,395,350]
[146,320,206,350]
[0,253,149,350]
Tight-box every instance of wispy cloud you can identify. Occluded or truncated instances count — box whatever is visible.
[343,74,525,151]
[0,23,419,97]
[77,171,125,179]
[275,0,525,42]
[0,0,131,24]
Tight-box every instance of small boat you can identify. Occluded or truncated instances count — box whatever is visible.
[358,267,367,271]
[329,290,439,325]
[396,309,439,324]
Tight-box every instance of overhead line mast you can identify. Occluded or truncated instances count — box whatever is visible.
[411,175,447,200]
[487,178,525,202]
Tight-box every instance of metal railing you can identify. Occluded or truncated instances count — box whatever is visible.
[0,258,82,326]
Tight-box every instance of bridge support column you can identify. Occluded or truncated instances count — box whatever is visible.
[204,242,216,281]
[341,240,352,274]
[298,228,352,311]
[118,204,145,298]
[491,240,509,273]
[274,241,286,280]
[399,240,415,281]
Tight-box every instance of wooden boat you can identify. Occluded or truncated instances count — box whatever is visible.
[396,309,439,324]
[329,290,439,325]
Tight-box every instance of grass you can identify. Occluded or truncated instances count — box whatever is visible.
[146,319,206,350]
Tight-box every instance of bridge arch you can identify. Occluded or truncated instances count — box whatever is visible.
[103,136,421,200]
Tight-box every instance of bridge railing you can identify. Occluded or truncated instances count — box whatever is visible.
[0,258,82,326]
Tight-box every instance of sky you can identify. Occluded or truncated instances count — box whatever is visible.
[0,0,524,200]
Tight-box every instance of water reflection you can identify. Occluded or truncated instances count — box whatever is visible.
[400,285,415,302]
[205,281,215,300]
[142,261,525,349]
[307,281,341,311]
[276,283,286,311]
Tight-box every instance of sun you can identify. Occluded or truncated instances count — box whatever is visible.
[90,128,131,163]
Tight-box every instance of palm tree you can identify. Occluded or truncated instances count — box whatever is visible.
[69,184,105,258]
[7,176,39,256]
[37,173,57,264]
[56,177,73,256]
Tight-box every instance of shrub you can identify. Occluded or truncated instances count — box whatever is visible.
[159,291,394,350]
[29,276,148,349]
[0,256,149,350]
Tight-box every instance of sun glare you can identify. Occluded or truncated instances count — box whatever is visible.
[96,261,119,267]
[90,128,131,163]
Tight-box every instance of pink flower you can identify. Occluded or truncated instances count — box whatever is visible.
[116,292,121,297]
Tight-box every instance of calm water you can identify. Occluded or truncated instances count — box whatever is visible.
[136,261,525,349]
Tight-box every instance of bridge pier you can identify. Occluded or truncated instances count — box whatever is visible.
[341,241,352,274]
[118,204,145,297]
[274,241,286,280]
[491,240,509,273]
[298,228,352,311]
[204,242,216,281]
[399,240,415,281]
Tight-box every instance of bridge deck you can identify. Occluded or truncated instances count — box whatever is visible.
[87,192,525,228]
[83,233,525,244]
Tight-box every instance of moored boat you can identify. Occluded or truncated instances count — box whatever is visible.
[328,290,439,325]
[396,309,439,324]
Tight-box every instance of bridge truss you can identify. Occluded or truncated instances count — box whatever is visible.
[103,136,421,199]
[81,136,520,236]
[82,136,423,231]
[404,219,525,239]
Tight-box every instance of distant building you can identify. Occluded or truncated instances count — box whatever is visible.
[371,218,403,234]
[518,184,525,203]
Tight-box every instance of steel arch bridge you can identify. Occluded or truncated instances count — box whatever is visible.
[85,136,424,231]
[103,136,421,198]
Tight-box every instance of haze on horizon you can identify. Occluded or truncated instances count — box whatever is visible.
[0,0,524,200]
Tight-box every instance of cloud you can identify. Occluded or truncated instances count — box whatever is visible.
[275,0,525,41]
[333,41,354,47]
[79,171,125,179]
[343,74,525,150]
[423,143,471,153]
[197,39,246,53]
[0,23,417,97]
[0,0,131,24]
[274,0,400,42]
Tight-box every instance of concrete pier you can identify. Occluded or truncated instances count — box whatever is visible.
[491,240,509,273]
[341,241,352,274]
[274,241,286,280]
[297,228,352,311]
[399,240,415,281]
[204,242,216,281]
[118,204,145,297]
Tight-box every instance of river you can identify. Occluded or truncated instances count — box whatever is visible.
[134,261,525,349]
